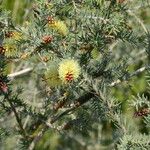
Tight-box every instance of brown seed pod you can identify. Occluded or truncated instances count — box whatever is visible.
[0,46,5,55]
[42,56,49,62]
[53,100,66,111]
[5,31,14,38]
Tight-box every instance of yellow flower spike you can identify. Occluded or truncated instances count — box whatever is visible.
[5,31,22,41]
[45,63,62,87]
[13,31,22,41]
[48,20,68,36]
[91,48,100,59]
[3,43,18,57]
[58,59,81,83]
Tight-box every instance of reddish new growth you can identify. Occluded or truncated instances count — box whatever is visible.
[134,108,150,117]
[42,35,53,44]
[0,81,8,93]
[65,72,73,82]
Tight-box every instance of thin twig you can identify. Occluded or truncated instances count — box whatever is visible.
[8,67,33,78]
[28,125,47,150]
[110,65,149,87]
[37,52,47,67]
[127,10,148,34]
[5,96,27,137]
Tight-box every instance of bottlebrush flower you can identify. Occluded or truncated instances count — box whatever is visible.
[13,31,22,41]
[3,40,18,57]
[58,59,81,83]
[45,63,62,87]
[48,20,68,36]
[5,31,22,41]
[91,48,100,59]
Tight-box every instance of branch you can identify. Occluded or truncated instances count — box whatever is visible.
[5,95,27,137]
[8,67,33,78]
[28,65,149,150]
[28,125,48,150]
[110,66,149,87]
[50,92,95,124]
[127,10,148,34]
[28,93,95,149]
[50,65,150,124]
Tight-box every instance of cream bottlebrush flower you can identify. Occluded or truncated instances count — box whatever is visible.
[4,44,18,57]
[6,31,22,41]
[58,59,81,83]
[45,63,62,87]
[3,40,18,57]
[48,20,68,36]
[12,31,22,41]
[91,48,100,59]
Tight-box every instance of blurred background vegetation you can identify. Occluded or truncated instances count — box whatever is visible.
[1,0,32,24]
[0,0,150,150]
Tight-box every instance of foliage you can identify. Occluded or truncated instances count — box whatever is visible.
[0,0,150,149]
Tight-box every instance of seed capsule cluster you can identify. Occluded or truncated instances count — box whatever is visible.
[42,35,53,44]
